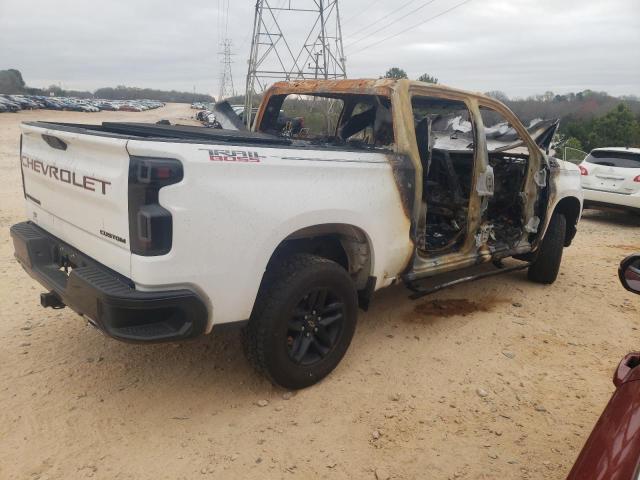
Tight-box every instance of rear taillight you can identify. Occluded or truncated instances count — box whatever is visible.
[634,175,640,183]
[128,157,183,256]
[579,165,589,176]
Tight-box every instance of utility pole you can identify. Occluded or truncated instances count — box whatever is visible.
[244,0,347,127]
[218,38,235,101]
[310,50,322,79]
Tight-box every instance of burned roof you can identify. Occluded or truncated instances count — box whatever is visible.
[266,78,498,103]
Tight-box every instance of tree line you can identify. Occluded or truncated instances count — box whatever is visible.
[383,66,640,151]
[0,69,214,103]
[491,89,640,151]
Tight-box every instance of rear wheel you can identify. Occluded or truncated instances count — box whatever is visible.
[528,213,566,284]
[243,254,358,389]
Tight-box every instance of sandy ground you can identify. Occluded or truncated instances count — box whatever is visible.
[0,104,639,480]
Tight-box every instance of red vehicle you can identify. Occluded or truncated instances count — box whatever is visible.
[567,254,640,480]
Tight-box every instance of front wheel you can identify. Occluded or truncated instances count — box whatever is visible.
[243,254,358,389]
[528,213,567,284]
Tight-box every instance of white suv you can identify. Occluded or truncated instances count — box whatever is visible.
[579,147,640,213]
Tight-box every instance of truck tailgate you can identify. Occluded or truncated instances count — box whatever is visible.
[20,123,131,276]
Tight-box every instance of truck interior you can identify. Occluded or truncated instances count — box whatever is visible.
[479,106,532,250]
[411,98,534,256]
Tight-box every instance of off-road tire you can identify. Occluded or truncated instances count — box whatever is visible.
[243,254,358,389]
[528,213,566,284]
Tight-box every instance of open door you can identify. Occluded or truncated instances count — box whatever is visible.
[477,105,543,252]
[409,95,483,256]
[405,92,549,285]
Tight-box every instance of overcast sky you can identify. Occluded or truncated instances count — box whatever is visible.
[1,0,638,98]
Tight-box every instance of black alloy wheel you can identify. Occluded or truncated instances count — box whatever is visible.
[243,254,358,389]
[287,287,345,366]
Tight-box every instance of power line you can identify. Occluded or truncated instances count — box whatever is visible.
[349,0,475,55]
[341,0,385,25]
[344,0,417,40]
[345,0,439,48]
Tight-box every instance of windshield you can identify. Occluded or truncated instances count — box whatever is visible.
[585,150,640,168]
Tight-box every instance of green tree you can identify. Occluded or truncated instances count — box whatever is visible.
[587,104,640,149]
[565,137,584,151]
[485,90,509,102]
[0,69,26,94]
[417,73,438,84]
[384,67,408,79]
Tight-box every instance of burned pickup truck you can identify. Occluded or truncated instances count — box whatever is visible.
[11,79,583,388]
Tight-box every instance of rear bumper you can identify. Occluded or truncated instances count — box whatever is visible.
[582,187,640,210]
[10,221,208,343]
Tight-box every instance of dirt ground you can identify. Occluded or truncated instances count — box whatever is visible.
[0,104,638,480]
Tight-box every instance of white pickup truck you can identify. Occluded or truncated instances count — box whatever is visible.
[11,79,583,388]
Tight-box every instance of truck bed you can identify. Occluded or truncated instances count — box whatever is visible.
[23,121,396,155]
[25,121,292,146]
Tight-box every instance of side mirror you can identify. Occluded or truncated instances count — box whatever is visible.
[619,254,640,295]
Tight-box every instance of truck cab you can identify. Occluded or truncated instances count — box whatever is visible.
[253,79,582,283]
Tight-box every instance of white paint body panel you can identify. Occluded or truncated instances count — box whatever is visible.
[582,187,640,209]
[20,125,132,276]
[552,160,584,204]
[580,151,640,209]
[544,160,584,235]
[126,141,413,328]
[19,122,412,330]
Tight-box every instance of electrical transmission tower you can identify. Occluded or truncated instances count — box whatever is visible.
[218,38,236,101]
[244,0,347,126]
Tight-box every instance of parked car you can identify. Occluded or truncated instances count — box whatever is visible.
[567,253,640,480]
[96,102,117,111]
[579,147,640,213]
[195,109,222,128]
[0,96,20,112]
[8,95,37,109]
[0,94,166,113]
[117,104,143,112]
[10,79,583,389]
[40,98,63,110]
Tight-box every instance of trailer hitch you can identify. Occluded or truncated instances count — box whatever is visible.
[40,291,65,309]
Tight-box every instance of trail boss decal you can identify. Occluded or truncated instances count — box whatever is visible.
[21,154,111,195]
[200,149,265,163]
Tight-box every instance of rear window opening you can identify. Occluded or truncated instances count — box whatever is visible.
[586,150,640,169]
[259,93,395,151]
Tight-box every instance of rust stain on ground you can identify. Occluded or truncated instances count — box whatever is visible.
[410,297,508,320]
